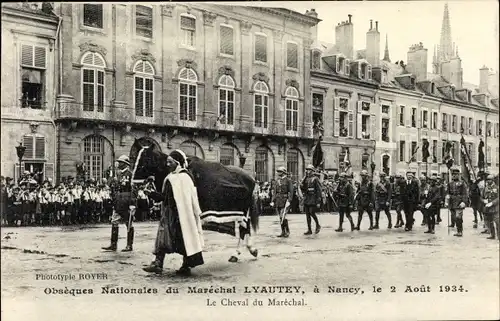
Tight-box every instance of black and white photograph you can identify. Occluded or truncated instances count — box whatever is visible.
[1,1,499,320]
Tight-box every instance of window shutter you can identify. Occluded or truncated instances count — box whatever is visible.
[348,112,354,138]
[357,113,363,139]
[21,44,33,66]
[405,108,411,127]
[367,65,372,80]
[34,47,46,68]
[35,136,46,159]
[417,139,423,162]
[406,135,411,162]
[14,163,25,183]
[448,114,452,133]
[396,141,400,162]
[345,60,350,75]
[23,135,34,159]
[437,140,442,163]
[335,57,340,73]
[333,97,340,137]
[44,163,54,183]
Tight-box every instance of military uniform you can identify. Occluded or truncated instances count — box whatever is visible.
[334,173,355,232]
[446,167,468,237]
[300,165,322,235]
[271,167,294,237]
[355,170,375,230]
[102,155,136,252]
[392,175,405,228]
[419,177,429,226]
[375,173,392,229]
[423,177,442,233]
[482,175,499,240]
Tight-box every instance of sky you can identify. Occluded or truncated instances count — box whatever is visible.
[222,0,499,86]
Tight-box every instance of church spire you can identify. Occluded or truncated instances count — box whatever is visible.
[383,33,391,62]
[439,3,453,61]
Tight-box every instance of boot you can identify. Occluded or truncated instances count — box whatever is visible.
[387,215,392,229]
[315,224,321,234]
[304,227,312,235]
[143,259,163,274]
[102,225,118,251]
[283,219,290,237]
[277,222,286,237]
[122,227,134,252]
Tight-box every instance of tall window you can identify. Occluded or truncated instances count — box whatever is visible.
[487,146,492,165]
[460,116,466,133]
[432,112,438,129]
[218,75,235,125]
[134,61,154,117]
[381,119,390,142]
[83,135,104,181]
[486,121,492,137]
[452,115,457,133]
[180,15,196,47]
[411,142,417,162]
[136,5,153,38]
[468,117,473,135]
[286,42,298,69]
[285,87,299,131]
[254,34,267,63]
[21,44,46,109]
[312,93,324,130]
[411,108,417,127]
[81,52,105,112]
[477,120,483,135]
[220,145,235,166]
[178,68,197,121]
[399,141,405,162]
[432,140,437,163]
[287,149,299,182]
[442,113,448,131]
[255,147,269,183]
[23,135,46,160]
[399,106,405,126]
[220,25,234,56]
[422,110,428,128]
[254,81,269,128]
[83,4,103,29]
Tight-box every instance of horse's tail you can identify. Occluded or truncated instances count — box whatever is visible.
[249,192,260,233]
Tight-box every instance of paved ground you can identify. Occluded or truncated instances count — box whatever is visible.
[1,208,499,321]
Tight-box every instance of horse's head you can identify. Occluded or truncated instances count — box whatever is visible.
[131,143,167,190]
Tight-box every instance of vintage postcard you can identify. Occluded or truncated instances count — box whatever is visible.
[1,1,499,320]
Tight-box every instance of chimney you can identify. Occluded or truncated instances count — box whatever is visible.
[375,21,378,31]
[365,19,380,66]
[335,14,354,59]
[479,66,489,94]
[406,42,428,82]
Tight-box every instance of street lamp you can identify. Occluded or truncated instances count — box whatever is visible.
[16,143,26,181]
[239,155,247,169]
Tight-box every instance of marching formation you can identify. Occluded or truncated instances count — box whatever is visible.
[1,146,499,277]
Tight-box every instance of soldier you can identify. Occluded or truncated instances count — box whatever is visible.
[270,167,294,237]
[393,174,405,228]
[374,172,393,229]
[300,164,322,235]
[354,170,375,230]
[403,171,420,231]
[482,174,499,240]
[102,155,136,252]
[437,176,445,224]
[423,176,442,234]
[419,175,429,226]
[470,172,484,229]
[334,172,355,232]
[445,167,468,237]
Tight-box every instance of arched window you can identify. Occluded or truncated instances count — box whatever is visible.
[81,52,106,112]
[83,135,105,180]
[254,81,269,128]
[220,144,236,166]
[218,75,235,126]
[382,155,390,175]
[180,140,204,159]
[134,60,155,117]
[285,86,299,132]
[255,146,269,183]
[178,68,198,121]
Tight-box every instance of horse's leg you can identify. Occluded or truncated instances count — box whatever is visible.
[245,233,258,258]
[229,222,241,263]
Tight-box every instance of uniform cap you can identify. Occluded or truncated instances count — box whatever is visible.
[451,166,460,173]
[379,172,386,177]
[23,170,30,175]
[360,170,369,176]
[339,172,347,178]
[147,175,155,181]
[486,174,494,180]
[117,155,131,166]
[276,166,287,173]
[395,174,402,178]
[306,164,315,170]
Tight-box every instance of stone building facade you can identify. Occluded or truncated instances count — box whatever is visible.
[1,3,59,181]
[54,3,319,183]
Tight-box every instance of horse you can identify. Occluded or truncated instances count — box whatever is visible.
[130,141,260,263]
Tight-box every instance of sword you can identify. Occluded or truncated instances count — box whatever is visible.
[278,201,291,225]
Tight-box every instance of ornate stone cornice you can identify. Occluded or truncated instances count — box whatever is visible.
[241,21,252,35]
[79,41,107,57]
[218,65,235,78]
[131,49,156,65]
[161,4,174,17]
[252,72,269,84]
[177,59,198,70]
[203,11,217,26]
